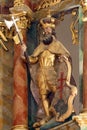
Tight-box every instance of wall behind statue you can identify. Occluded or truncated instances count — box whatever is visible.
[55,14,81,112]
[55,14,79,88]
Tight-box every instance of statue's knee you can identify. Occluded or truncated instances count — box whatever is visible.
[41,95,47,101]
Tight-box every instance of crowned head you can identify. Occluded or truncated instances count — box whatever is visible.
[40,14,56,29]
[39,14,57,45]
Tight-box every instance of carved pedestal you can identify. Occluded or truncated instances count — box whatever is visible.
[73,112,87,130]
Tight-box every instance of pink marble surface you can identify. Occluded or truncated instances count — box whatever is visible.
[13,31,28,126]
[83,22,87,109]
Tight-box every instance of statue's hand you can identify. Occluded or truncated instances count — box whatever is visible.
[21,55,27,63]
[20,44,27,62]
[33,122,40,128]
[21,44,28,63]
[33,116,51,128]
[59,55,68,62]
[56,115,65,122]
[21,44,27,55]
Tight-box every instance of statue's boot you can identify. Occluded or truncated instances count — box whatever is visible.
[33,116,51,128]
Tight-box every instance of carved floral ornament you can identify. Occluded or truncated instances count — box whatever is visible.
[73,113,87,127]
[34,0,62,11]
[0,0,84,50]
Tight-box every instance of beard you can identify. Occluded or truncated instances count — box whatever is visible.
[42,34,53,45]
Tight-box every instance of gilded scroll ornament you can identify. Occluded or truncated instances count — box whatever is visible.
[35,0,61,11]
[70,10,79,44]
[0,22,8,51]
[35,0,73,11]
[9,0,33,29]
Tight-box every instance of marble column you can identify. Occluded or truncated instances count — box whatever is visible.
[73,18,87,130]
[10,0,33,129]
[83,22,87,110]
[10,0,34,128]
[12,29,28,130]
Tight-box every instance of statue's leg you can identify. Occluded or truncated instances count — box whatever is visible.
[37,72,50,117]
[33,83,51,128]
[33,96,50,128]
[41,94,50,117]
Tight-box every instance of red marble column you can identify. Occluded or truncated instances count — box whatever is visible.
[12,29,28,130]
[11,0,33,129]
[83,22,87,110]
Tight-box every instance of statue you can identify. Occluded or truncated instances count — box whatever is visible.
[21,14,78,129]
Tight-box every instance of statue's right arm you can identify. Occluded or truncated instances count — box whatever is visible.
[21,43,43,63]
[29,56,38,64]
[28,43,44,63]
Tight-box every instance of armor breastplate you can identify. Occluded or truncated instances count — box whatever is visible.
[39,50,55,67]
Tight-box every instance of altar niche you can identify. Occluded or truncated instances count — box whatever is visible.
[27,9,81,130]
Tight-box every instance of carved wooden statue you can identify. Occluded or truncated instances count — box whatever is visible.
[0,0,82,130]
[21,14,78,129]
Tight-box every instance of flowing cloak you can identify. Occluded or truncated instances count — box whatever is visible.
[29,39,79,119]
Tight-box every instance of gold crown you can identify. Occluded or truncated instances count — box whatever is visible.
[40,14,56,29]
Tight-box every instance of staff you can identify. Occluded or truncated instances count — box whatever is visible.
[4,16,29,64]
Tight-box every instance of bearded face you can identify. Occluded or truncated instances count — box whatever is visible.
[42,33,53,45]
[41,27,55,45]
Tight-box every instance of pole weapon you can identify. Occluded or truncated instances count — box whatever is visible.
[4,16,29,64]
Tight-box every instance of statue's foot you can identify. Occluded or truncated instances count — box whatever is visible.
[33,122,40,128]
[33,116,51,128]
[56,113,65,122]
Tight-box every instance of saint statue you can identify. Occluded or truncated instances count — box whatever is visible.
[21,14,78,129]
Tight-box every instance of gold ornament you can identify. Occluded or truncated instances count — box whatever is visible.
[11,125,28,130]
